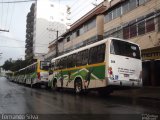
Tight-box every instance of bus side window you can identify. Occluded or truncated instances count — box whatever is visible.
[89,46,97,64]
[58,59,62,69]
[67,55,73,68]
[52,62,56,70]
[89,44,105,64]
[72,53,77,67]
[58,59,61,69]
[62,57,67,69]
[76,52,82,66]
[81,49,88,65]
[97,44,106,63]
[55,59,59,70]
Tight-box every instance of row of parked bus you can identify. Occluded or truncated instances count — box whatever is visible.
[9,37,143,95]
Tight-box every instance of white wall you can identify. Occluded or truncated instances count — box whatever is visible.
[33,0,68,58]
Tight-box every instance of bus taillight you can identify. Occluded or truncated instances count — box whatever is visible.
[37,72,41,80]
[108,67,113,75]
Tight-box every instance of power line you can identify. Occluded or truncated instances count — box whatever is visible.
[0,46,25,48]
[1,0,4,27]
[70,0,81,8]
[9,2,15,30]
[5,2,9,29]
[0,35,48,45]
[70,0,100,18]
[0,0,36,4]
[0,45,47,48]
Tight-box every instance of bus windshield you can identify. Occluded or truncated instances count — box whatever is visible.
[110,39,140,59]
[40,61,50,71]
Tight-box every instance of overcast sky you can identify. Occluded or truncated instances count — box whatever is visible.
[0,0,103,66]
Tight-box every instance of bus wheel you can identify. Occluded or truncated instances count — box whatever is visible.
[52,80,58,91]
[74,79,82,94]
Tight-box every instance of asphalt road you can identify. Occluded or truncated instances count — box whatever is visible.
[0,77,159,120]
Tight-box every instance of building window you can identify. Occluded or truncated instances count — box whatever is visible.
[158,16,160,32]
[130,24,137,38]
[83,24,88,32]
[104,14,109,23]
[129,0,137,11]
[79,26,84,35]
[116,28,123,38]
[88,19,96,30]
[112,9,117,19]
[117,6,122,17]
[104,9,117,22]
[76,29,80,37]
[146,18,155,33]
[123,26,130,39]
[138,21,145,35]
[138,0,146,5]
[71,32,76,40]
[122,2,129,14]
[108,11,113,21]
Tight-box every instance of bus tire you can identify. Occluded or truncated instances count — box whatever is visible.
[74,78,83,94]
[52,79,58,91]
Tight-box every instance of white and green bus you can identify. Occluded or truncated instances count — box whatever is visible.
[13,60,50,87]
[48,37,142,94]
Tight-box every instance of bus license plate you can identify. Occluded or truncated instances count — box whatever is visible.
[124,74,129,77]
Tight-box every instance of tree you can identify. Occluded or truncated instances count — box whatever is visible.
[2,59,29,72]
[2,60,13,71]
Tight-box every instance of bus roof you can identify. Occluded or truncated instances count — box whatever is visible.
[51,37,140,63]
[18,62,37,72]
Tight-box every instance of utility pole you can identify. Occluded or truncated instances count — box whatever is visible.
[0,53,2,74]
[47,28,59,57]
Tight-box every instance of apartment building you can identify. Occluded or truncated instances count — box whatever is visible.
[33,0,68,59]
[47,0,160,86]
[47,2,107,59]
[25,3,35,60]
